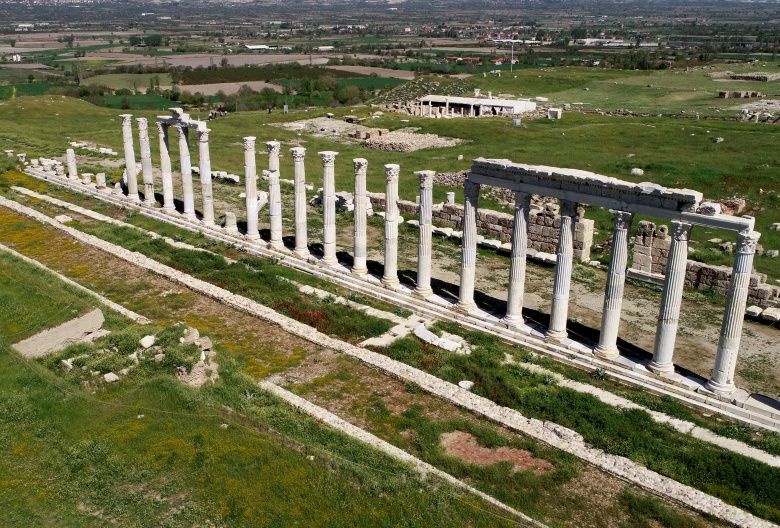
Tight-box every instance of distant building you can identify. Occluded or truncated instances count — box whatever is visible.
[413,90,537,118]
[316,46,335,52]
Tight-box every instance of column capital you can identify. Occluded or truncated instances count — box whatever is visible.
[155,120,168,134]
[266,140,281,156]
[173,123,187,137]
[290,146,306,161]
[670,220,692,241]
[135,116,148,130]
[197,128,211,143]
[610,209,633,229]
[319,151,338,166]
[119,114,133,125]
[736,230,761,254]
[384,163,400,181]
[559,199,577,217]
[353,158,368,172]
[464,178,480,198]
[242,136,256,150]
[513,190,532,205]
[415,170,435,188]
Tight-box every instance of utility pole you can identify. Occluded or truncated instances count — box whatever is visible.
[510,41,514,73]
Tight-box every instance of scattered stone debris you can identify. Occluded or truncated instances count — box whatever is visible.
[630,168,645,176]
[103,372,120,383]
[140,335,156,349]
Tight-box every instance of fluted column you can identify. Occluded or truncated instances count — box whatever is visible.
[268,169,284,250]
[382,164,401,287]
[291,147,309,258]
[352,158,369,275]
[546,200,577,340]
[319,151,339,266]
[175,124,196,220]
[706,230,761,395]
[156,122,175,212]
[457,179,480,311]
[649,221,692,373]
[197,127,214,226]
[136,118,155,206]
[414,170,435,296]
[594,210,634,359]
[120,114,140,202]
[65,148,78,181]
[243,136,260,241]
[502,191,531,327]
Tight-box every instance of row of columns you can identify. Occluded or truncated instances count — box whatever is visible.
[116,118,760,397]
[456,177,760,395]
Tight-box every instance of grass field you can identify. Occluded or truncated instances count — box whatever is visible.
[81,72,173,91]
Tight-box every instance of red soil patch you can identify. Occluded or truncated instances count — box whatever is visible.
[440,431,553,474]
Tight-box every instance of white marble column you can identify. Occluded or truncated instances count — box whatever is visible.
[414,170,435,297]
[267,141,280,172]
[382,164,401,288]
[319,151,339,266]
[594,210,634,359]
[352,158,369,275]
[156,121,175,213]
[291,147,309,258]
[243,136,260,241]
[502,191,531,327]
[175,124,196,220]
[706,230,761,395]
[649,221,692,374]
[546,200,576,340]
[136,118,155,206]
[268,168,284,250]
[120,114,140,202]
[197,127,215,226]
[66,148,78,181]
[457,179,480,311]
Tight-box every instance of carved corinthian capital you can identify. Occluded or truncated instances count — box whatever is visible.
[415,170,435,189]
[353,158,368,173]
[266,141,281,156]
[736,230,761,255]
[670,220,692,242]
[242,136,256,150]
[384,163,400,181]
[290,146,306,162]
[319,151,338,166]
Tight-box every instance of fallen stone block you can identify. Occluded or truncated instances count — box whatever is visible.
[745,305,763,318]
[12,309,105,359]
[760,307,780,323]
[104,372,120,383]
[140,335,156,349]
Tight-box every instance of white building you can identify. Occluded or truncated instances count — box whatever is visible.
[415,92,537,118]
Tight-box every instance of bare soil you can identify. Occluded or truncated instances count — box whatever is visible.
[440,431,554,473]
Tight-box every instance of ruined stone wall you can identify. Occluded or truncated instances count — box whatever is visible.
[630,221,780,308]
[368,194,594,262]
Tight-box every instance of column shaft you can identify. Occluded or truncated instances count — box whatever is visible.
[120,114,140,202]
[352,158,369,275]
[198,127,214,225]
[243,137,260,240]
[291,147,309,258]
[176,125,196,220]
[457,179,480,311]
[594,210,633,359]
[546,201,576,340]
[66,148,78,181]
[157,122,175,212]
[503,191,531,326]
[382,164,400,287]
[649,221,691,373]
[706,230,761,394]
[268,169,284,249]
[414,170,435,296]
[319,151,339,265]
[137,118,155,205]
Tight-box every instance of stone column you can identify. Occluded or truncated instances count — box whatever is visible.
[594,210,634,359]
[267,168,284,250]
[457,179,480,311]
[546,200,576,340]
[267,141,280,172]
[120,114,140,202]
[136,118,155,206]
[156,121,175,213]
[352,158,369,275]
[649,221,692,374]
[414,170,435,297]
[291,147,309,258]
[319,151,339,266]
[197,127,215,226]
[706,230,761,394]
[502,191,531,327]
[243,136,260,241]
[175,124,196,220]
[65,148,78,181]
[382,164,401,288]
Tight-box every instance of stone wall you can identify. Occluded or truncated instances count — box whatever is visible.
[368,194,594,262]
[630,221,780,309]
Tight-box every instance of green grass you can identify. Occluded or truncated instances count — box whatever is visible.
[379,322,780,523]
[81,73,173,91]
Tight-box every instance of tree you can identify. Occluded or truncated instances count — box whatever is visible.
[259,87,277,109]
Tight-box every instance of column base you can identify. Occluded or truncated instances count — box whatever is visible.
[704,378,735,396]
[455,301,477,314]
[593,345,620,361]
[269,241,285,251]
[647,360,675,375]
[381,276,401,289]
[245,233,261,242]
[321,256,339,267]
[501,314,524,329]
[162,205,176,214]
[126,193,141,203]
[183,212,197,222]
[295,248,311,260]
[413,286,433,299]
[544,329,567,342]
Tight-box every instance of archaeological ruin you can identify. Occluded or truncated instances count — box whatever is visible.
[22,108,773,425]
